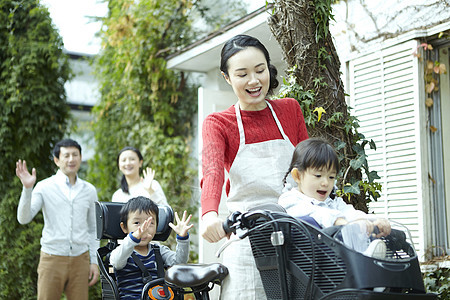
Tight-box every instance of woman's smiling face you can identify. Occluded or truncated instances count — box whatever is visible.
[118,150,142,178]
[223,46,270,111]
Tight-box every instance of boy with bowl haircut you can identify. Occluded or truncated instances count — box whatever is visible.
[110,196,193,299]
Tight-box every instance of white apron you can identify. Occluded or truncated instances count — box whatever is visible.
[220,101,295,300]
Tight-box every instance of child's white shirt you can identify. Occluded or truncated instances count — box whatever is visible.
[278,189,367,228]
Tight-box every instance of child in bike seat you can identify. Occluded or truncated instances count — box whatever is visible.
[110,196,193,299]
[278,138,391,258]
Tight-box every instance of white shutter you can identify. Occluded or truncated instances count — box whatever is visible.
[348,40,425,255]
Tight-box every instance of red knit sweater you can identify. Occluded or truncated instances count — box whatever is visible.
[200,98,309,215]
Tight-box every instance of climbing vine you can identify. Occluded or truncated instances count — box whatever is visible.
[412,32,449,133]
[270,0,381,207]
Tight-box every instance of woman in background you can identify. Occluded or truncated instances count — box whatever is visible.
[112,146,168,205]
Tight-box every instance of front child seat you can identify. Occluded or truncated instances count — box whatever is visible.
[95,201,174,300]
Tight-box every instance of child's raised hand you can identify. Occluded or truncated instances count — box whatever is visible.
[169,211,194,238]
[132,216,154,240]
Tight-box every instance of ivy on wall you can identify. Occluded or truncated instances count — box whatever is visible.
[0,0,71,298]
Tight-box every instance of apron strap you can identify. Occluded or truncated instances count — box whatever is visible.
[266,101,290,142]
[234,102,246,147]
[234,101,291,147]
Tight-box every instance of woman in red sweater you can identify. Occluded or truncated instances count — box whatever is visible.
[200,34,308,299]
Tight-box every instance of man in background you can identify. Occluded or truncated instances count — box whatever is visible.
[16,138,99,300]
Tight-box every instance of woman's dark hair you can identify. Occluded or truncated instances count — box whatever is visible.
[53,138,82,158]
[117,146,144,194]
[220,34,279,95]
[120,196,159,228]
[283,138,339,184]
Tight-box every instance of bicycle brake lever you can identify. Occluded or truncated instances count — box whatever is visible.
[215,234,241,258]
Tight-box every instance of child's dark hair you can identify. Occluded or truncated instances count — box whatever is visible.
[117,146,144,194]
[283,138,339,184]
[53,139,82,158]
[120,196,159,229]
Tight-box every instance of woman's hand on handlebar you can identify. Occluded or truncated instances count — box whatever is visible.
[201,211,227,243]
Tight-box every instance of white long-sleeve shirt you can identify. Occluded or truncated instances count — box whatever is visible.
[112,181,168,205]
[278,188,367,228]
[17,170,99,264]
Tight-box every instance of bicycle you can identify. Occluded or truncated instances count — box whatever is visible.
[218,203,437,299]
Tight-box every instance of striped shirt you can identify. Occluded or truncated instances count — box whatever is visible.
[115,247,158,299]
[110,233,189,299]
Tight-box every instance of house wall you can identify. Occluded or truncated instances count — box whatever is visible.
[330,0,450,258]
[346,40,430,257]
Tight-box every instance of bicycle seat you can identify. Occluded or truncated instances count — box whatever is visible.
[165,263,228,288]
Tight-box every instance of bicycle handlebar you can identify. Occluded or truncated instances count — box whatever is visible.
[222,211,242,235]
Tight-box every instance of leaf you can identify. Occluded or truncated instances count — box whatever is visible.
[430,125,438,133]
[352,143,365,156]
[367,171,380,183]
[360,140,368,149]
[439,63,447,74]
[334,140,346,151]
[426,82,435,94]
[350,155,367,170]
[343,181,361,195]
[425,98,434,107]
[420,43,428,50]
[313,106,326,122]
[434,65,441,74]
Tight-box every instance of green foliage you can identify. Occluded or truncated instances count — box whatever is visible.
[277,66,316,127]
[274,66,382,204]
[0,0,71,298]
[423,266,450,299]
[89,0,200,267]
[323,111,343,128]
[312,0,335,42]
[317,46,332,70]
